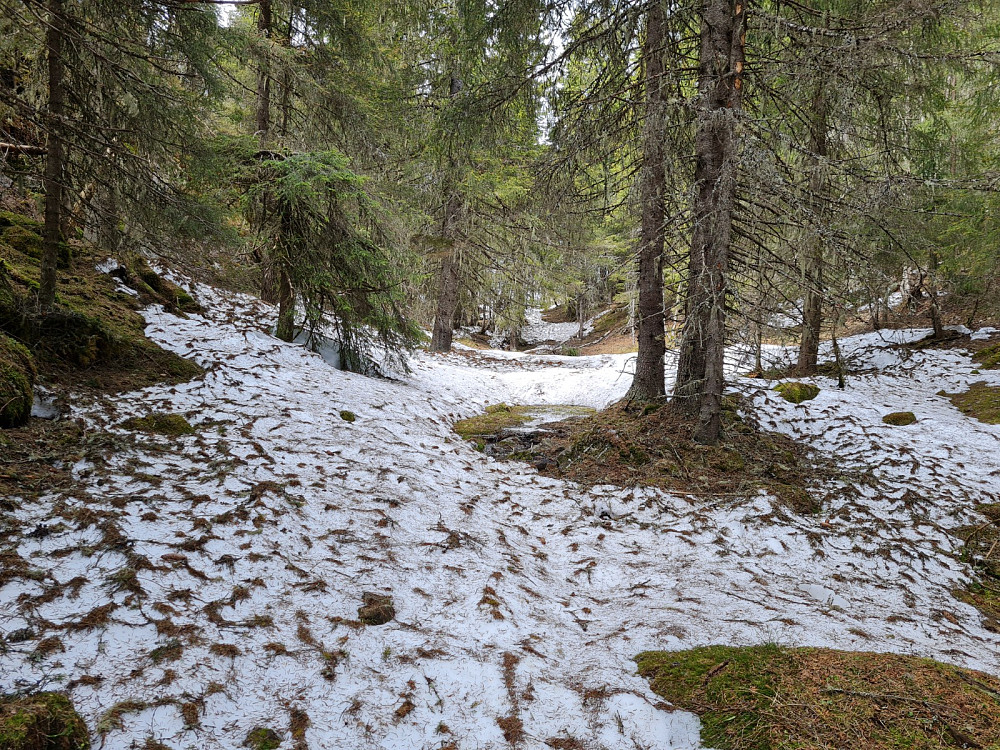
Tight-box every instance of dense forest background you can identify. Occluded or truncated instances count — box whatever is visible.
[2,0,999,441]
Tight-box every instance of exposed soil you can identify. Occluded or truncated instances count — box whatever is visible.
[456,399,831,514]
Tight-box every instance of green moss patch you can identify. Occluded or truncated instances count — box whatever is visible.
[339,410,356,423]
[972,343,1000,370]
[939,382,1000,424]
[122,413,195,436]
[0,692,91,750]
[637,645,1000,750]
[243,727,282,750]
[774,381,820,404]
[454,403,533,439]
[0,333,36,428]
[882,411,916,426]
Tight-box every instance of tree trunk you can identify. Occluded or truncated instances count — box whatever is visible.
[673,0,746,445]
[275,264,295,342]
[428,71,465,354]
[928,250,944,338]
[429,250,460,352]
[256,0,272,144]
[625,0,668,402]
[796,83,828,375]
[38,0,66,311]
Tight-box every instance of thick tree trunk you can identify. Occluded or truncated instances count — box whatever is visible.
[38,0,66,311]
[256,0,272,144]
[928,250,944,338]
[796,84,828,374]
[625,0,668,402]
[429,250,460,352]
[428,72,465,354]
[275,264,295,342]
[673,0,746,445]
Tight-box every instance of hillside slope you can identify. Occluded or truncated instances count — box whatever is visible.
[2,281,1000,749]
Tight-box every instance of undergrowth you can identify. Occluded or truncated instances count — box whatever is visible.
[637,645,1000,750]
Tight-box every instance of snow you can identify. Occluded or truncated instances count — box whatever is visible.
[3,284,1000,749]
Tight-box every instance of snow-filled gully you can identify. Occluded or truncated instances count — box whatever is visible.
[3,288,1000,749]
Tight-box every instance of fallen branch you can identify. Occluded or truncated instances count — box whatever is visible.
[0,142,46,155]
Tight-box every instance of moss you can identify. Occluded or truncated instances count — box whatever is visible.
[1,222,202,391]
[339,410,356,423]
[3,226,43,259]
[973,342,1000,370]
[0,332,36,428]
[122,413,195,436]
[243,727,282,750]
[940,382,1000,424]
[454,404,532,439]
[774,381,820,404]
[0,211,43,232]
[637,645,1000,750]
[882,411,916,426]
[0,692,91,750]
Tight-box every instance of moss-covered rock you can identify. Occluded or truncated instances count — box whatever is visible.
[0,333,36,428]
[339,410,356,423]
[242,727,281,750]
[939,382,1000,424]
[882,411,916,426]
[122,412,194,435]
[774,382,820,404]
[0,692,91,750]
[637,645,1000,750]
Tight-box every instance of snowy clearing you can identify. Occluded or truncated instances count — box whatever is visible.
[2,287,1000,750]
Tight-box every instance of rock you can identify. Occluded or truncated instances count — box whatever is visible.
[121,412,194,435]
[339,410,356,422]
[882,411,916,426]
[774,381,820,404]
[0,333,36,428]
[358,592,395,625]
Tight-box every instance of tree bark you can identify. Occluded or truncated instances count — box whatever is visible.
[38,0,67,311]
[275,264,295,341]
[796,83,828,374]
[256,0,272,144]
[428,72,465,354]
[625,0,668,402]
[429,248,460,352]
[673,0,746,445]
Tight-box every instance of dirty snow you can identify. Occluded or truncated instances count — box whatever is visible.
[2,285,1000,750]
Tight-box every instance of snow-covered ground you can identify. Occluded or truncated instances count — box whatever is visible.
[2,286,1000,750]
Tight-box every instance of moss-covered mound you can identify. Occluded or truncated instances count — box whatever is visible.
[939,382,1000,424]
[774,381,820,404]
[973,342,1000,370]
[122,412,194,436]
[0,692,91,750]
[0,211,201,392]
[486,399,825,512]
[637,645,1000,750]
[882,411,916,426]
[0,332,36,427]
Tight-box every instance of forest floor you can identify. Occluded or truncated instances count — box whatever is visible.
[2,275,1000,749]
